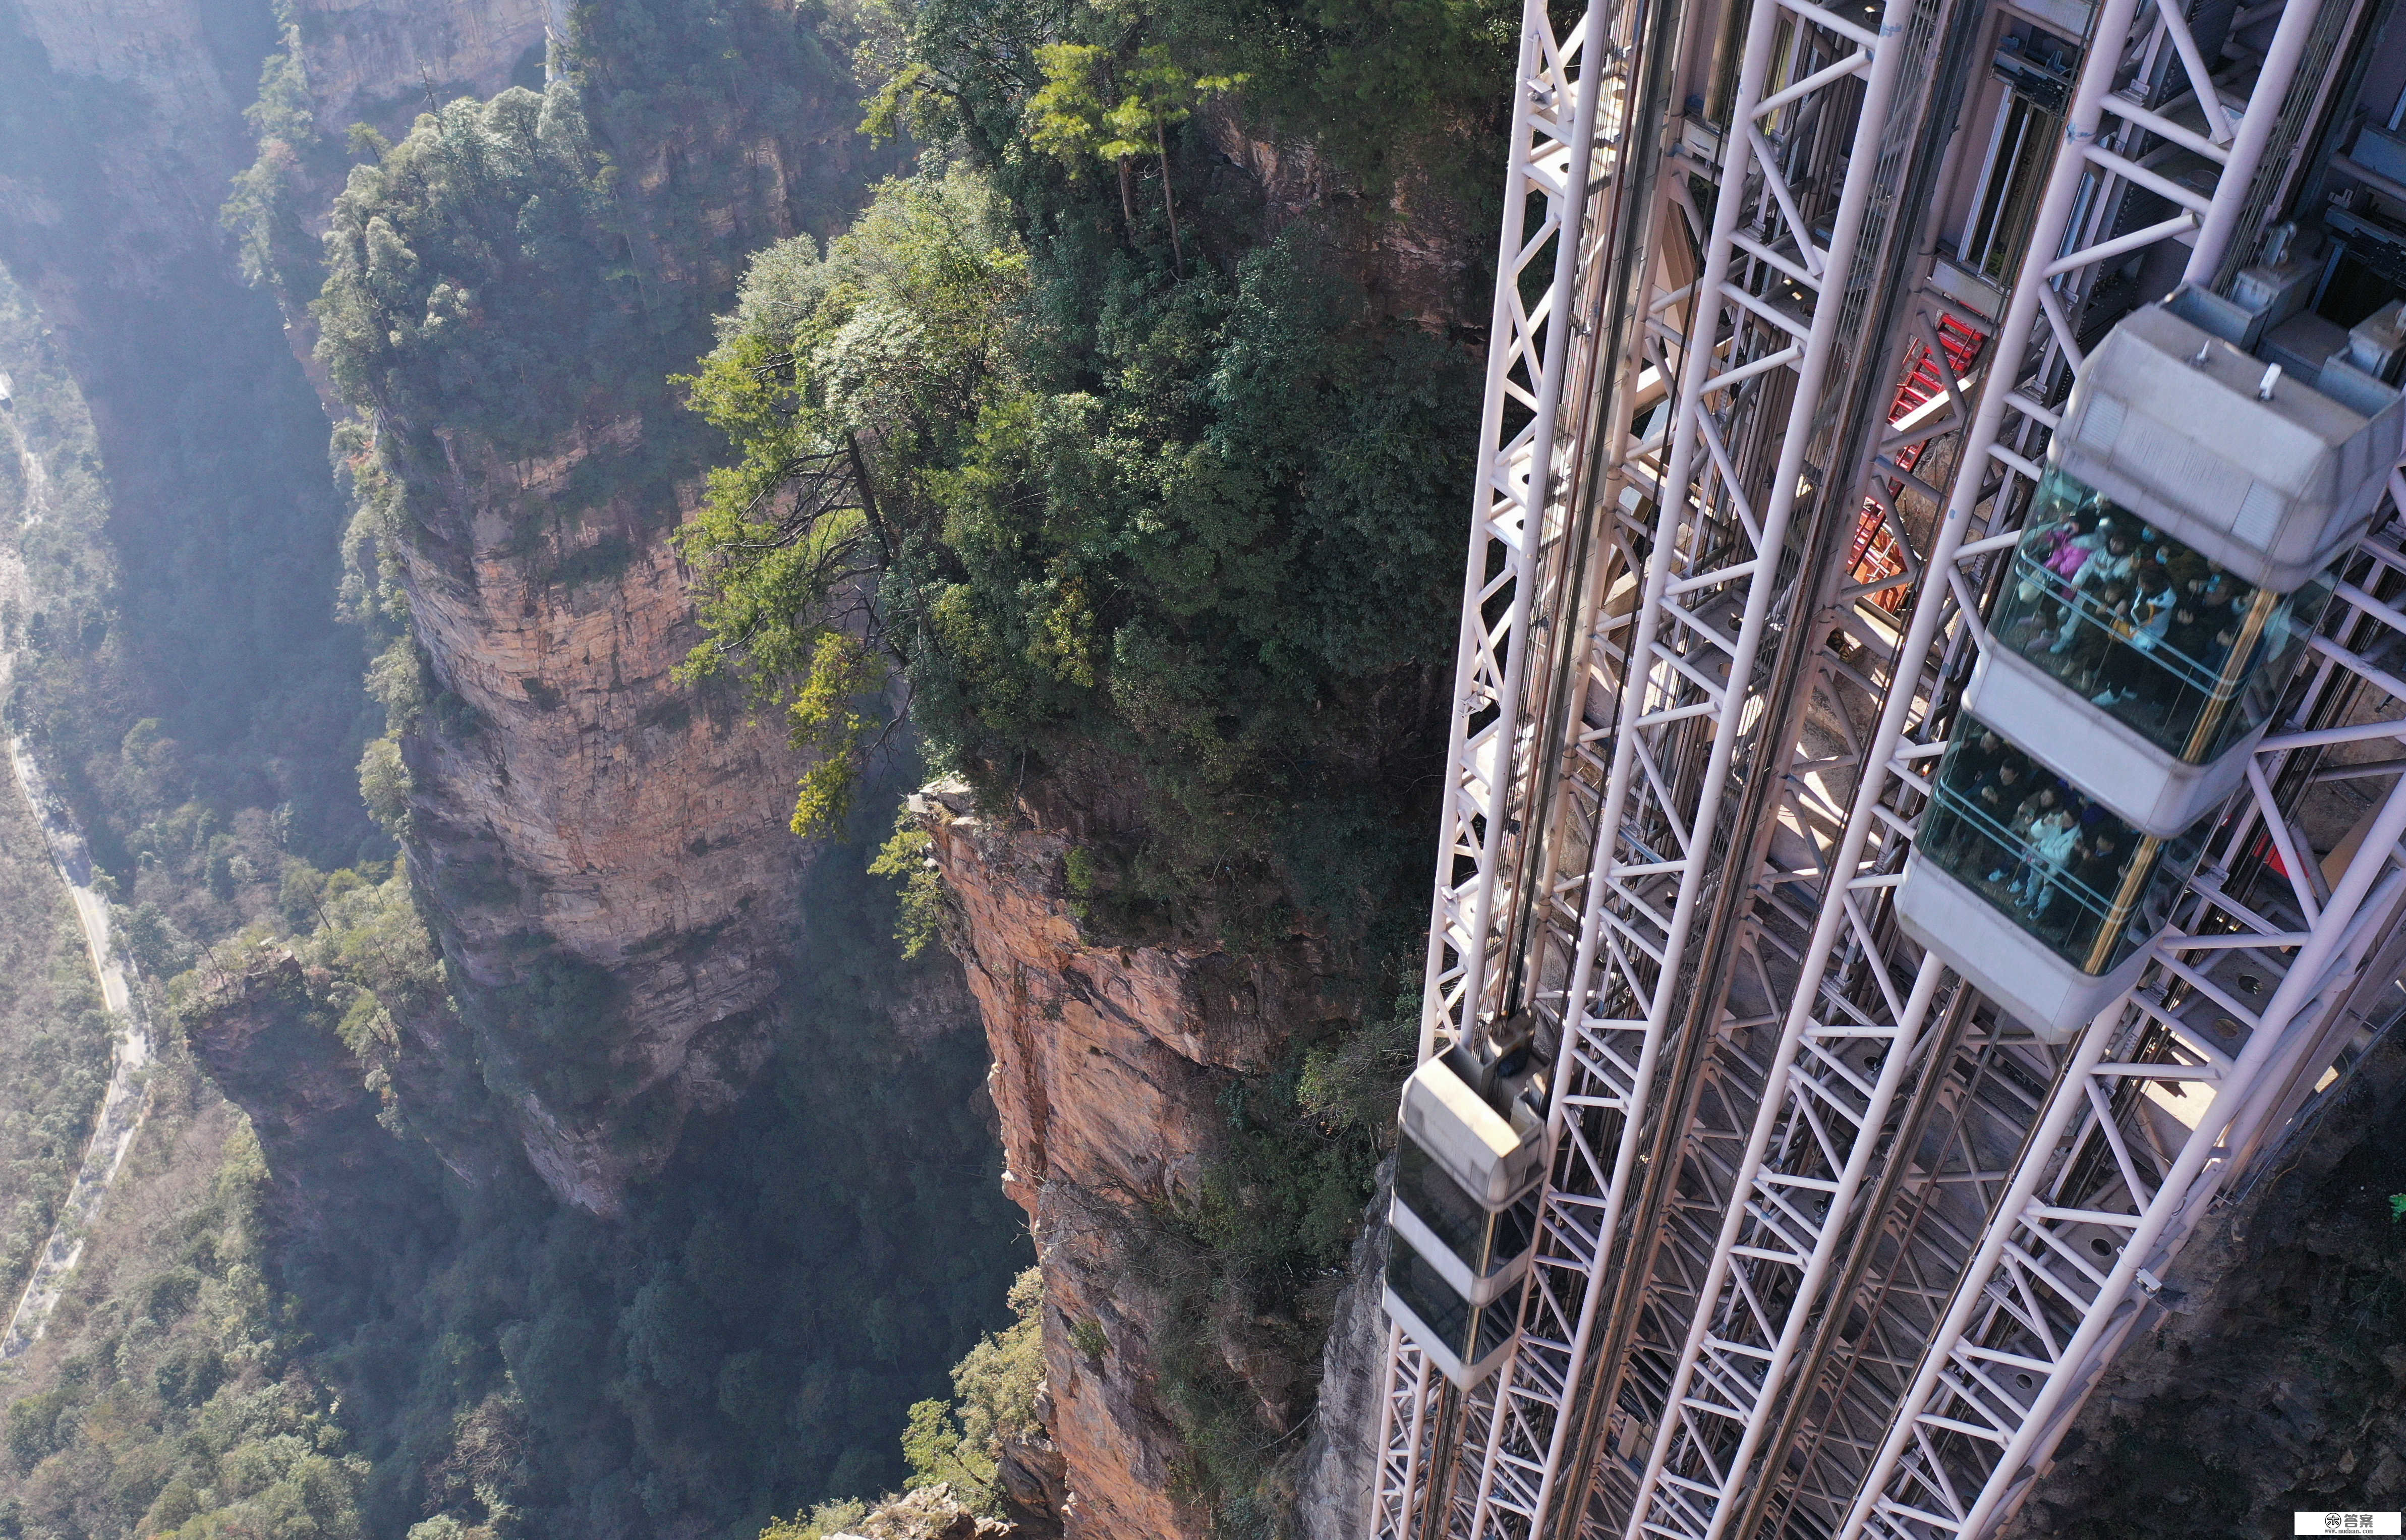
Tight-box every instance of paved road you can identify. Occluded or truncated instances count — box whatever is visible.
[0,409,153,1361]
[0,740,156,1359]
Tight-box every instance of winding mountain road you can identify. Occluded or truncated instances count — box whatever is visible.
[0,408,154,1360]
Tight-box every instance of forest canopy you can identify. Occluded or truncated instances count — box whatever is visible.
[677,0,1514,1521]
[313,84,641,457]
[681,157,1476,935]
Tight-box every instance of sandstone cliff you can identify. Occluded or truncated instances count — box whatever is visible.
[178,946,471,1261]
[915,782,1387,1540]
[267,4,893,1210]
[391,424,818,1212]
[291,0,552,132]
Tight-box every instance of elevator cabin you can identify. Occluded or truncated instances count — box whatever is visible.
[1896,298,2403,1037]
[1383,1035,1546,1386]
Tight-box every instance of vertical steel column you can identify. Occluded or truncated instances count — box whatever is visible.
[1840,777,2406,1540]
[1419,0,1616,1068]
[1379,0,1623,1528]
[1387,0,2399,1532]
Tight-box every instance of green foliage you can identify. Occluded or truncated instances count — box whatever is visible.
[2389,1192,2404,1223]
[786,633,885,835]
[358,735,414,838]
[954,1268,1046,1452]
[313,85,630,458]
[686,0,1507,1520]
[900,1397,992,1500]
[901,1264,1044,1513]
[860,0,1517,210]
[0,765,110,1332]
[688,166,1471,938]
[759,1497,870,1539]
[2,1096,374,1540]
[674,167,1028,834]
[1026,43,1243,271]
[868,807,950,958]
[222,16,346,305]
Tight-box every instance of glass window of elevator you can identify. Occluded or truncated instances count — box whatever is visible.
[1917,721,2214,975]
[1395,1133,1541,1282]
[1986,469,2338,764]
[1385,1242,1523,1371]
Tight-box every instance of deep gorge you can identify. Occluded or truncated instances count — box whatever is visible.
[8,0,2406,1537]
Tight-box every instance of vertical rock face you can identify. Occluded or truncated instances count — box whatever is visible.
[289,0,551,130]
[918,783,1385,1540]
[395,426,814,1212]
[0,0,542,394]
[180,948,465,1251]
[277,7,889,1210]
[0,0,258,318]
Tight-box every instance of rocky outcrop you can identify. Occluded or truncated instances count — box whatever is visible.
[1296,1185,1391,1540]
[394,425,814,1213]
[270,4,889,1211]
[915,780,1383,1540]
[179,946,474,1249]
[291,0,551,135]
[838,1484,1021,1539]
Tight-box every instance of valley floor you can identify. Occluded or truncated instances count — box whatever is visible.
[0,734,152,1358]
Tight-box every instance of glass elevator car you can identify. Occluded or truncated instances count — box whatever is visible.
[1383,1038,1546,1386]
[1961,296,2401,836]
[1894,721,2215,1038]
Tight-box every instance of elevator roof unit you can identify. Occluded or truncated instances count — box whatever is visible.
[1397,1051,1545,1209]
[2053,300,2401,592]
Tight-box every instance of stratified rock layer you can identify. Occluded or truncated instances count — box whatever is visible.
[180,947,473,1252]
[395,427,812,1211]
[918,781,1384,1540]
[275,4,885,1210]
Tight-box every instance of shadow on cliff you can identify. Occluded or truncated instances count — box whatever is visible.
[2007,1023,2406,1538]
[0,0,384,880]
[180,763,1032,1539]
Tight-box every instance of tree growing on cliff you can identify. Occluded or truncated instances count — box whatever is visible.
[679,0,1517,1521]
[680,159,1472,928]
[313,85,631,455]
[1025,43,1245,274]
[673,167,1028,834]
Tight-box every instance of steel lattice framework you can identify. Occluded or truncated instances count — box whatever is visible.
[1372,0,2406,1531]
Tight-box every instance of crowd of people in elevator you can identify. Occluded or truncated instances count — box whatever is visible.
[1922,724,2189,973]
[1987,475,2326,762]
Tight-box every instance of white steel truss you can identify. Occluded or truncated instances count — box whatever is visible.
[1378,0,1629,1523]
[1416,0,1618,1072]
[1601,0,2355,1533]
[1381,0,2406,1529]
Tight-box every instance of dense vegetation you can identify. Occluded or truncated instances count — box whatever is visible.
[0,16,381,900]
[0,780,1024,1540]
[2,0,1024,1533]
[0,701,110,1323]
[679,0,1516,1522]
[0,1061,377,1540]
